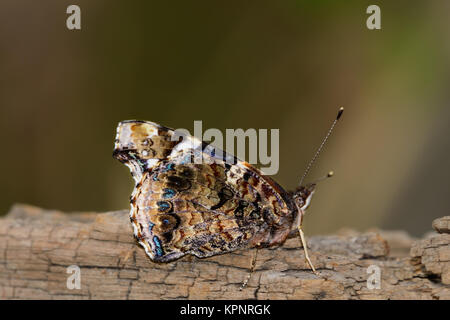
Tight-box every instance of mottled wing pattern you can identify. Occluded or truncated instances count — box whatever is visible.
[114,120,298,262]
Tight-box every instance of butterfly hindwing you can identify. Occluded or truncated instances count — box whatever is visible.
[114,120,297,262]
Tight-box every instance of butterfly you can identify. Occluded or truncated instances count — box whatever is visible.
[113,108,343,288]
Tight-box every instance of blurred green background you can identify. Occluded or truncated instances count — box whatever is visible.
[1,1,449,236]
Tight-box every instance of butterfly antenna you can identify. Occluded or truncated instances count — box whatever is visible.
[311,171,334,185]
[298,107,344,187]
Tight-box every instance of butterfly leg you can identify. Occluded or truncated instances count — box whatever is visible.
[239,249,259,290]
[297,226,318,275]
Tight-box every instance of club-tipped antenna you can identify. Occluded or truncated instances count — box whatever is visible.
[309,171,334,185]
[298,107,344,187]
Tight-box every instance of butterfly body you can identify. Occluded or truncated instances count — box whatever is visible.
[113,120,314,263]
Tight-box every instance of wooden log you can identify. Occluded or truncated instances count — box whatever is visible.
[0,204,448,299]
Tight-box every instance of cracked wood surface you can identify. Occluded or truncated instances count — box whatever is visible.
[0,204,448,300]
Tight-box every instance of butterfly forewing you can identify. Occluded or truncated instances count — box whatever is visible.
[114,120,297,262]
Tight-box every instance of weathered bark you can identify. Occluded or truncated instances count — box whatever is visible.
[0,204,448,299]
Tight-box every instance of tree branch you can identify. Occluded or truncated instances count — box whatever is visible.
[0,204,448,299]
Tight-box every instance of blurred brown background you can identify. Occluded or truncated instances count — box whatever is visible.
[1,1,449,236]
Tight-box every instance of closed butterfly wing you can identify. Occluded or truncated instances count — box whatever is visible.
[114,120,298,262]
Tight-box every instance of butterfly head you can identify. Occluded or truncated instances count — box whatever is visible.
[293,183,316,212]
